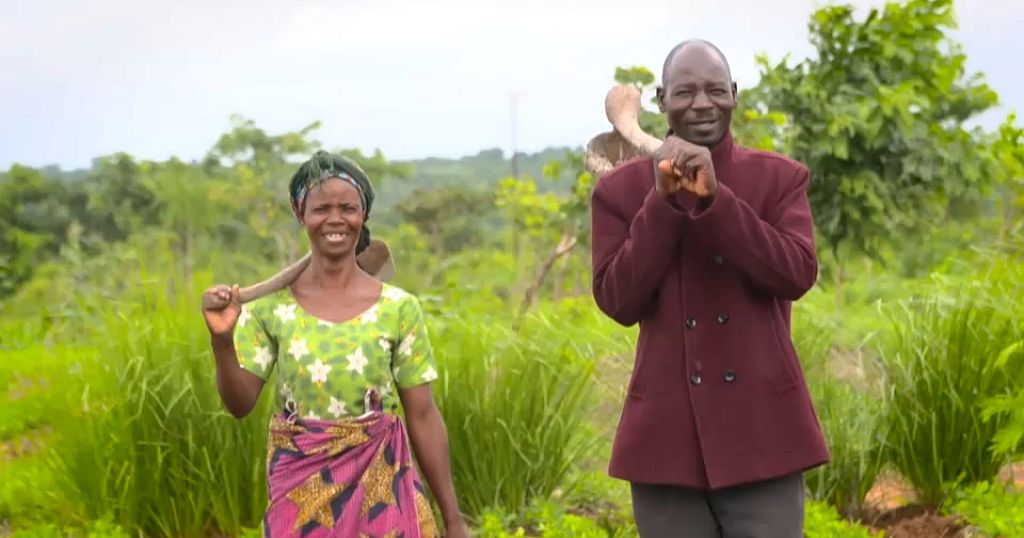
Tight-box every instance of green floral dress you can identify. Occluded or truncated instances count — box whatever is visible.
[232,283,438,419]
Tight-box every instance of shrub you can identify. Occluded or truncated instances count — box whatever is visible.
[48,292,274,538]
[882,296,1024,507]
[804,500,882,538]
[432,310,602,519]
[944,481,1024,538]
[804,377,886,518]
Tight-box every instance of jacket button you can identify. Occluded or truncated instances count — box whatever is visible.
[717,313,729,324]
[713,255,724,265]
[686,318,697,330]
[724,370,736,382]
[690,373,702,385]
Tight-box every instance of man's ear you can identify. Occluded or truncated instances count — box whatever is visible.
[731,81,738,103]
[292,203,304,224]
[656,86,667,113]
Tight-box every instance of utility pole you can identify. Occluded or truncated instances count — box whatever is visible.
[509,92,523,178]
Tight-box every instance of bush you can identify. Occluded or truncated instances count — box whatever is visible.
[882,295,1024,507]
[432,307,602,519]
[794,285,887,517]
[48,290,274,538]
[559,470,633,524]
[944,481,1024,538]
[804,500,881,538]
[981,342,1024,458]
[804,377,886,518]
[475,499,635,538]
[474,500,882,538]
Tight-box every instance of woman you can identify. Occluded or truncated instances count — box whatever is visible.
[201,150,468,538]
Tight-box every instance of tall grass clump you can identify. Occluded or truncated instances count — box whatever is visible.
[431,303,605,520]
[793,303,886,518]
[979,257,1024,459]
[882,293,1024,507]
[49,288,275,538]
[791,297,836,375]
[804,378,886,518]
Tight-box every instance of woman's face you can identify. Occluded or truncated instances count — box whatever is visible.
[297,178,364,259]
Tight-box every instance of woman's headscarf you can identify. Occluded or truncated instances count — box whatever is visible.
[288,150,375,254]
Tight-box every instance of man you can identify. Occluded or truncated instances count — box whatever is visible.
[589,40,829,537]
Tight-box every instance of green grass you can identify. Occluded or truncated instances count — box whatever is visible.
[431,307,605,520]
[804,377,886,518]
[0,453,62,529]
[983,383,1024,458]
[882,294,1024,507]
[475,497,637,538]
[0,311,49,353]
[2,235,1022,535]
[47,291,275,538]
[5,516,133,538]
[804,500,882,537]
[793,274,888,518]
[944,481,1024,538]
[0,347,71,441]
[474,499,885,538]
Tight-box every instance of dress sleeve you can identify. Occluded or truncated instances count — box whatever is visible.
[391,295,438,389]
[233,301,278,381]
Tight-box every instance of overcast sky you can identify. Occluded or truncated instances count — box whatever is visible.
[2,0,1021,171]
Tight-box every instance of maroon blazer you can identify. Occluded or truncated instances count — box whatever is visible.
[590,131,829,489]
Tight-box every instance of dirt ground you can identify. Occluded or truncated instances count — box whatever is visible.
[858,462,1023,537]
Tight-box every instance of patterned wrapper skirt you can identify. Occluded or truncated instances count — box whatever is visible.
[263,407,437,537]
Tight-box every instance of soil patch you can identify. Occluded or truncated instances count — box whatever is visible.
[877,510,969,538]
[0,426,50,461]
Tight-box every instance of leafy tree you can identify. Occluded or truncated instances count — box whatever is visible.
[202,118,414,265]
[335,148,414,186]
[393,186,497,255]
[989,114,1024,240]
[744,0,1001,273]
[205,115,323,176]
[142,158,235,290]
[614,66,668,137]
[495,176,562,242]
[0,165,68,296]
[494,150,595,323]
[81,153,160,241]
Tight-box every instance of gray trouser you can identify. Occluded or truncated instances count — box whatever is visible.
[630,473,805,538]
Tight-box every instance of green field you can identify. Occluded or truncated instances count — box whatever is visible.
[3,0,1024,536]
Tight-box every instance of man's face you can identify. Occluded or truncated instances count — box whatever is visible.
[657,46,737,148]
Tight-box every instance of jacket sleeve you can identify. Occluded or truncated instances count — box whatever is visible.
[590,170,688,326]
[686,165,818,300]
